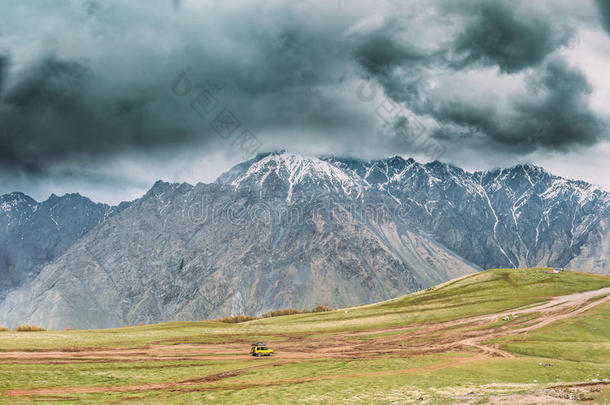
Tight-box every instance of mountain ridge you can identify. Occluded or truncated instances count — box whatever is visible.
[213,152,610,270]
[0,152,608,328]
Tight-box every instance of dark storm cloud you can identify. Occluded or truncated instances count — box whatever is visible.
[513,58,602,149]
[0,10,362,172]
[353,27,430,76]
[352,0,572,77]
[595,0,610,35]
[0,54,215,171]
[351,0,605,155]
[448,0,573,73]
[1,56,91,171]
[431,57,603,152]
[1,0,392,173]
[350,22,435,108]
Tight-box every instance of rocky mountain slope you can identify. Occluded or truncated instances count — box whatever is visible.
[327,157,610,271]
[0,192,129,301]
[219,152,610,272]
[0,152,608,329]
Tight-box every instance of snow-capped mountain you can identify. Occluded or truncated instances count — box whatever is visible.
[0,152,608,329]
[219,152,610,272]
[216,152,364,201]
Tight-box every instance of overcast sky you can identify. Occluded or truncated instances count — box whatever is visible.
[1,0,610,204]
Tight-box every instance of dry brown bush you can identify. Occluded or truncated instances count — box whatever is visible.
[215,315,258,323]
[261,308,301,318]
[15,325,46,332]
[309,305,333,313]
[214,305,332,323]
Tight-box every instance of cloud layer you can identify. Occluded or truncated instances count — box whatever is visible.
[0,0,609,199]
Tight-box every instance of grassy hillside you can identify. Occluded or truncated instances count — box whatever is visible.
[499,300,610,363]
[0,267,609,404]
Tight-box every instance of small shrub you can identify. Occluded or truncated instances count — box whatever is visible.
[310,305,333,313]
[15,325,46,332]
[215,315,258,323]
[0,326,9,332]
[261,308,302,318]
[65,327,73,331]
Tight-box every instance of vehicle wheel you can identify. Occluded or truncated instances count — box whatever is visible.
[256,353,261,357]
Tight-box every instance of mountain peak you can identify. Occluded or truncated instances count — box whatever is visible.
[1,191,33,202]
[217,151,362,200]
[0,192,37,213]
[144,180,175,197]
[515,163,546,175]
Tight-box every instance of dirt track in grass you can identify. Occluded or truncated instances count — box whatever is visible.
[2,287,609,397]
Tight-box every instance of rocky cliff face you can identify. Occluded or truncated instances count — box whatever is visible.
[0,152,608,329]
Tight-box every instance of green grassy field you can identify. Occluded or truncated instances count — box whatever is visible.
[499,300,610,363]
[1,267,609,404]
